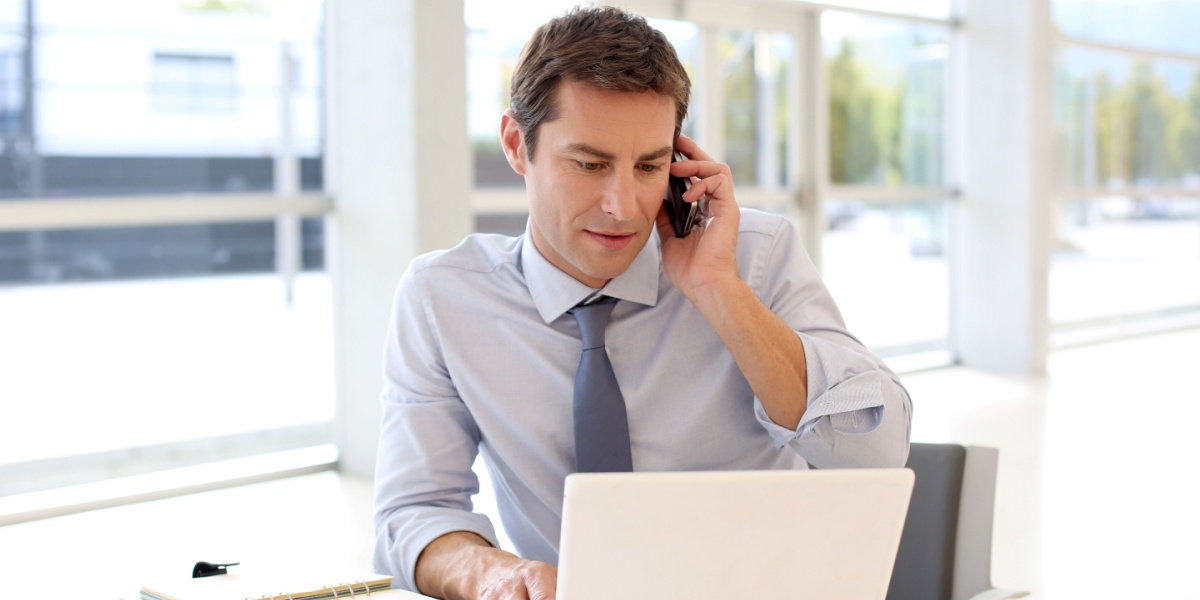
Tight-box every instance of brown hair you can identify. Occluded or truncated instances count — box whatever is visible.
[509,6,691,160]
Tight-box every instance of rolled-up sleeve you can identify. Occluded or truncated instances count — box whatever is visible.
[745,214,912,469]
[372,265,499,591]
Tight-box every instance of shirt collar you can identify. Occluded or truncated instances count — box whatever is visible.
[520,219,661,324]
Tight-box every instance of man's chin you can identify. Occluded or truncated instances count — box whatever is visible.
[574,256,638,286]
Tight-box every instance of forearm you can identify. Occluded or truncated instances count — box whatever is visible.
[688,276,809,430]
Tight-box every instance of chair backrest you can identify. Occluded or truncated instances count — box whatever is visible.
[887,443,999,600]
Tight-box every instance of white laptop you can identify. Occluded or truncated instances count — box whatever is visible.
[556,468,915,600]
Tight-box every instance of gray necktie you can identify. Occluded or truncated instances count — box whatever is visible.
[571,297,633,472]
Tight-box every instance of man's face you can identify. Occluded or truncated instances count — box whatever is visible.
[509,80,676,288]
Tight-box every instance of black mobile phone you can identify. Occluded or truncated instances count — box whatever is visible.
[663,151,701,238]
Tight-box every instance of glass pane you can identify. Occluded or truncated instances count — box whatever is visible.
[466,0,581,189]
[1056,46,1200,191]
[821,199,949,354]
[466,0,699,188]
[823,13,947,187]
[475,211,529,236]
[654,19,700,142]
[0,222,334,467]
[0,3,26,184]
[20,0,324,198]
[813,0,951,20]
[1053,0,1200,55]
[1051,197,1200,325]
[719,29,793,189]
[0,2,331,492]
[152,53,236,114]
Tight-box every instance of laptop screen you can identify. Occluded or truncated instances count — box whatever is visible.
[556,469,914,600]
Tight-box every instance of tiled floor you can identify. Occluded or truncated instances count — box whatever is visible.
[1,326,1198,599]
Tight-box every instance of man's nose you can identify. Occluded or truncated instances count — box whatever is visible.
[599,170,640,221]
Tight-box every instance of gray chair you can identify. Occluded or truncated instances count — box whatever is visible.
[887,443,1029,600]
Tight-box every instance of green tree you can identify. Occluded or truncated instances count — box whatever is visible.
[1181,71,1200,178]
[1093,71,1129,185]
[826,38,909,185]
[897,48,943,187]
[181,0,268,15]
[1088,61,1198,188]
[1131,62,1175,181]
[1054,63,1088,187]
[828,39,882,184]
[721,32,759,186]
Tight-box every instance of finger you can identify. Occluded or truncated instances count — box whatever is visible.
[673,133,712,162]
[684,173,731,205]
[523,563,559,600]
[527,577,557,600]
[670,155,733,183]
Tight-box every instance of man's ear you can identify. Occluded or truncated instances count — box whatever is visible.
[500,108,528,175]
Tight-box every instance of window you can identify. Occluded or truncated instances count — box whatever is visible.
[824,12,947,188]
[1050,0,1200,343]
[1053,0,1200,56]
[719,29,793,189]
[810,0,951,21]
[0,0,330,498]
[0,49,21,134]
[152,52,236,113]
[822,198,949,356]
[466,0,581,190]
[821,11,954,365]
[1052,197,1200,333]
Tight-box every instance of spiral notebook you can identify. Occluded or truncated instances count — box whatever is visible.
[140,569,423,600]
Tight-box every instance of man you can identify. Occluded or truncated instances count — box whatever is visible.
[373,6,911,599]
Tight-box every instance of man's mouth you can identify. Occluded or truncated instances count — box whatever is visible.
[585,230,636,250]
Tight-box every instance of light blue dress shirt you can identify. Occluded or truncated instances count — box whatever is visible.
[373,209,912,591]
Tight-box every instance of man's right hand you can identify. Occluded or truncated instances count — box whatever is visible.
[415,531,558,600]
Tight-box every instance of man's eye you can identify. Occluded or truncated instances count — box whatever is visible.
[579,161,602,171]
[640,164,664,173]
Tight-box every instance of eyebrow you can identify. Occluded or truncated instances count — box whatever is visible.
[637,146,675,162]
[563,143,674,163]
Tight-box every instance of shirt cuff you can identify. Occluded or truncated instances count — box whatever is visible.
[752,332,886,448]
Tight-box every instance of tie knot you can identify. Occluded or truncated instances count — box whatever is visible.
[572,297,617,350]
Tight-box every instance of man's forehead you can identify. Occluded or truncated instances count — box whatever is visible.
[545,81,677,153]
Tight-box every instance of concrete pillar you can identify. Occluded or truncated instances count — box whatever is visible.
[955,0,1053,375]
[325,0,471,478]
